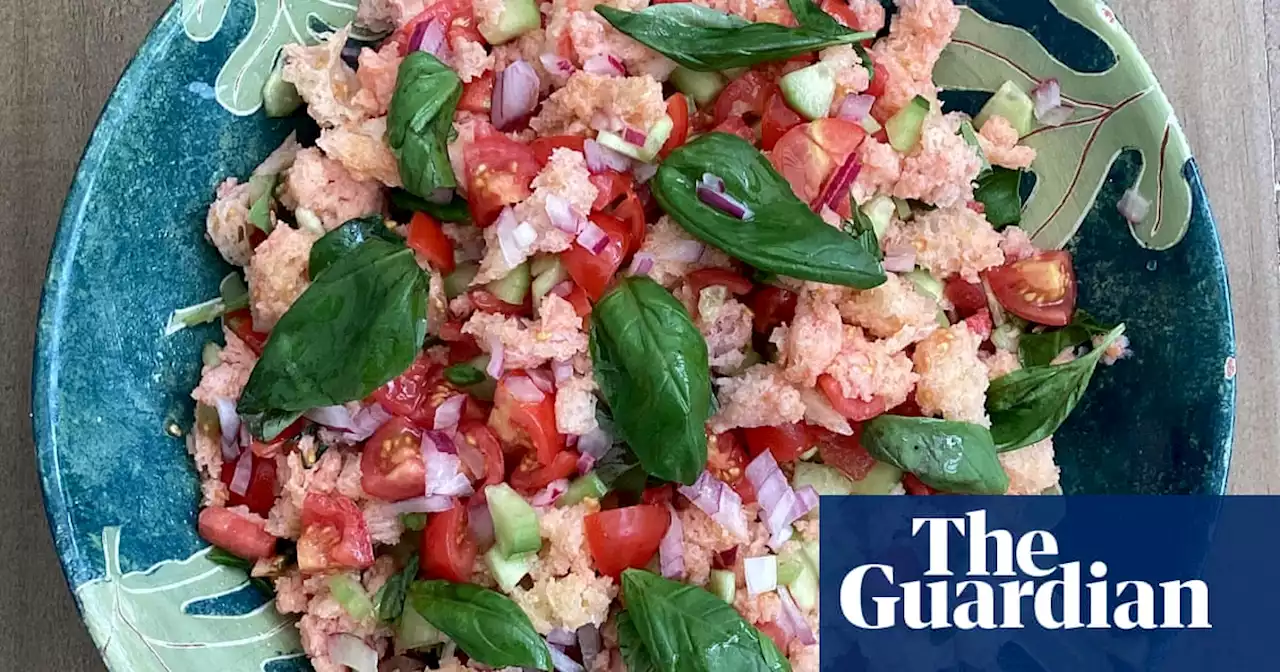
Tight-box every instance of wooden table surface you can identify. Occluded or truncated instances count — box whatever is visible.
[1,0,1276,668]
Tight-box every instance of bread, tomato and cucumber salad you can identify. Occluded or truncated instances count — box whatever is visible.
[170,0,1133,670]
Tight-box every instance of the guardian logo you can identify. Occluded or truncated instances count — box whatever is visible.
[840,510,1211,631]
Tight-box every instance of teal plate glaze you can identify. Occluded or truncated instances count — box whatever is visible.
[32,0,1235,669]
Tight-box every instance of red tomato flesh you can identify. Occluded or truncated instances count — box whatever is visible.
[491,371,565,465]
[944,277,988,318]
[811,425,877,481]
[407,212,456,274]
[509,450,580,493]
[458,420,505,486]
[561,212,629,300]
[660,93,691,158]
[531,135,587,166]
[585,505,670,577]
[219,452,277,516]
[360,417,426,501]
[198,506,276,560]
[741,422,811,463]
[747,286,798,334]
[983,251,1078,327]
[421,504,478,583]
[817,373,887,421]
[464,136,540,227]
[297,493,374,572]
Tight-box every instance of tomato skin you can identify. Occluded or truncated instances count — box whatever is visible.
[392,0,484,53]
[491,371,565,465]
[944,277,988,318]
[561,213,629,301]
[713,71,776,125]
[219,452,278,516]
[421,505,478,583]
[760,92,804,151]
[464,136,540,227]
[713,116,757,144]
[407,212,456,274]
[361,418,427,501]
[469,289,532,316]
[817,373,887,421]
[747,286,798,333]
[373,352,461,426]
[458,71,494,114]
[660,93,691,158]
[560,283,594,318]
[864,59,889,100]
[509,450,579,492]
[224,308,269,354]
[964,308,993,341]
[612,190,647,258]
[741,422,810,463]
[903,473,938,495]
[589,171,634,212]
[707,431,755,503]
[811,425,876,481]
[983,251,1078,327]
[685,269,754,297]
[298,493,375,572]
[819,0,862,28]
[198,506,277,560]
[532,135,587,166]
[459,420,505,485]
[759,622,792,653]
[585,505,670,577]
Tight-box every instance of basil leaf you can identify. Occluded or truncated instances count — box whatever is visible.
[400,512,428,531]
[988,324,1126,452]
[388,52,462,199]
[845,197,883,261]
[406,580,552,670]
[1017,311,1114,368]
[246,409,305,442]
[390,188,472,223]
[621,569,791,672]
[617,611,660,672]
[247,174,277,233]
[654,133,886,289]
[309,215,402,276]
[860,415,1009,494]
[444,363,487,386]
[595,2,873,71]
[237,238,429,415]
[207,547,252,571]
[974,167,1024,228]
[374,554,419,623]
[591,277,711,485]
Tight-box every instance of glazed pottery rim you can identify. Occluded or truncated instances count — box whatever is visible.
[31,1,1237,666]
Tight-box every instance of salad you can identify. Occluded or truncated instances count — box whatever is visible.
[173,0,1133,670]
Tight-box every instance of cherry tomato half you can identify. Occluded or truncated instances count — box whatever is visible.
[458,420,505,486]
[589,171,634,212]
[491,371,564,465]
[760,92,803,151]
[220,452,278,516]
[407,211,456,274]
[585,505,670,577]
[458,71,495,114]
[660,93,690,158]
[817,373,888,422]
[509,450,580,493]
[198,506,277,560]
[708,431,755,503]
[531,135,587,166]
[361,417,426,501]
[561,212,629,301]
[421,504,478,583]
[224,308,269,354]
[713,70,775,126]
[747,286,799,334]
[464,135,540,227]
[374,352,462,426]
[983,250,1077,327]
[297,493,375,572]
[944,277,988,318]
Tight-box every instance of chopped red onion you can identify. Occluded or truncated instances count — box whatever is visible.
[214,398,241,459]
[776,585,816,645]
[678,470,749,539]
[486,335,505,377]
[632,160,658,184]
[584,139,632,174]
[492,60,541,131]
[423,429,457,454]
[456,435,486,478]
[576,625,602,664]
[539,53,575,78]
[576,219,611,254]
[583,54,626,77]
[1031,79,1074,127]
[743,555,777,596]
[547,642,585,672]
[546,628,577,646]
[304,404,354,429]
[386,495,455,514]
[813,153,862,213]
[698,183,753,220]
[530,478,569,507]
[577,426,612,459]
[505,375,546,403]
[433,394,467,430]
[410,19,447,59]
[551,359,574,383]
[881,242,916,273]
[422,434,474,497]
[745,451,806,549]
[339,402,393,442]
[329,634,377,672]
[622,127,647,146]
[468,497,495,548]
[628,252,655,276]
[229,449,253,496]
[658,240,704,263]
[495,207,528,268]
[545,194,584,234]
[698,173,725,193]
[659,504,685,578]
[1118,187,1150,224]
[526,368,556,393]
[793,485,819,518]
[836,93,875,122]
[713,546,738,570]
[238,423,251,449]
[576,452,596,474]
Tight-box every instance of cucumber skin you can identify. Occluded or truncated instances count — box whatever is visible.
[672,67,727,107]
[486,484,542,558]
[975,81,1036,136]
[779,63,836,121]
[885,95,931,153]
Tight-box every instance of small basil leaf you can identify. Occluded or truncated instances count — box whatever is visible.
[207,547,252,571]
[400,512,428,531]
[406,580,553,670]
[309,215,402,276]
[246,409,305,442]
[617,611,660,672]
[591,277,711,485]
[237,238,429,415]
[388,52,462,199]
[374,554,419,623]
[988,324,1126,452]
[1017,310,1114,368]
[860,415,1009,494]
[595,2,873,71]
[654,133,886,289]
[621,569,791,672]
[974,167,1024,228]
[390,188,472,223]
[444,363,488,387]
[844,197,883,262]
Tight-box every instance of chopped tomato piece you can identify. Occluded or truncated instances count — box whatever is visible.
[770,125,833,204]
[374,352,468,426]
[686,269,754,296]
[458,420,505,485]
[458,71,495,114]
[759,622,792,653]
[407,211,456,274]
[864,58,888,100]
[491,371,564,465]
[747,286,798,333]
[464,136,540,227]
[944,277,988,318]
[509,450,579,492]
[903,473,938,495]
[589,171,634,212]
[660,93,690,158]
[561,212,629,300]
[707,431,755,503]
[224,308,269,354]
[219,452,278,516]
[469,289,532,316]
[392,0,484,53]
[297,493,375,572]
[585,505,670,577]
[360,418,426,501]
[559,282,594,318]
[810,425,876,481]
[198,506,276,560]
[713,116,757,144]
[421,504,478,582]
[713,70,776,125]
[741,422,810,463]
[983,250,1078,327]
[611,189,647,258]
[963,308,993,341]
[819,0,862,28]
[760,92,804,151]
[817,373,888,421]
[531,135,587,166]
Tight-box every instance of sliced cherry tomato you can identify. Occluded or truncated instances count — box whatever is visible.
[469,289,532,316]
[612,189,647,257]
[660,93,690,158]
[531,135,587,166]
[392,0,484,53]
[585,505,670,577]
[458,71,495,114]
[811,425,876,481]
[491,371,564,465]
[421,504,477,582]
[561,212,629,300]
[464,136,540,226]
[707,431,755,503]
[747,286,799,334]
[983,250,1078,327]
[360,417,426,501]
[817,373,888,421]
[297,493,375,572]
[642,484,674,505]
[760,92,804,151]
[741,422,810,463]
[589,171,634,212]
[759,622,792,654]
[374,352,466,426]
[964,308,993,341]
[220,452,277,516]
[198,506,276,560]
[819,0,862,28]
[713,71,776,125]
[510,450,579,492]
[224,308,269,354]
[686,269,754,296]
[407,211,456,274]
[713,115,757,144]
[903,473,938,495]
[559,283,594,318]
[864,58,889,100]
[459,420,505,485]
[944,277,988,318]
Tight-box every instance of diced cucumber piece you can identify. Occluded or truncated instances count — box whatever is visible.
[957,119,990,171]
[861,195,897,241]
[788,561,819,611]
[885,95,930,153]
[486,483,542,558]
[531,257,568,300]
[328,574,374,622]
[478,0,540,45]
[904,269,943,302]
[444,262,479,299]
[530,254,558,277]
[485,546,536,591]
[596,116,674,163]
[396,604,444,651]
[559,473,608,507]
[485,261,530,305]
[709,569,737,604]
[802,540,819,573]
[975,81,1035,136]
[779,63,836,121]
[936,309,951,328]
[671,67,727,107]
[777,552,806,585]
[859,114,882,135]
[262,59,302,118]
[893,197,912,220]
[849,462,905,495]
[792,461,855,497]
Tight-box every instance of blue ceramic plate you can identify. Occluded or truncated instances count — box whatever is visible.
[33,0,1235,669]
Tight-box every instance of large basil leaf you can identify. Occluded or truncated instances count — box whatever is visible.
[988,324,1126,452]
[621,569,790,672]
[654,133,886,289]
[309,215,402,276]
[595,2,873,71]
[617,611,660,672]
[1018,310,1114,368]
[590,277,711,485]
[388,52,462,199]
[860,415,1009,494]
[973,167,1024,228]
[406,580,552,670]
[390,188,472,223]
[237,238,428,415]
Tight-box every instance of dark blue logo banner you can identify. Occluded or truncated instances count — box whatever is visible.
[819,496,1280,671]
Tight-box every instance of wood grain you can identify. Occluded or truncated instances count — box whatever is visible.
[0,0,1274,669]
